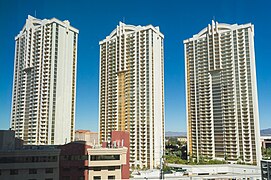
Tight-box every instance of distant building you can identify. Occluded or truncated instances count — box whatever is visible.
[99,22,165,169]
[10,15,79,145]
[59,141,91,180]
[75,130,98,146]
[0,130,60,180]
[261,136,271,149]
[184,21,261,165]
[261,160,271,180]
[177,136,187,143]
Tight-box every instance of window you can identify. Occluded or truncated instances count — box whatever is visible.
[63,168,70,171]
[108,176,115,179]
[93,176,101,180]
[108,166,115,171]
[90,155,120,161]
[93,167,101,171]
[78,167,84,171]
[10,169,18,175]
[29,169,37,174]
[78,177,84,180]
[45,168,53,174]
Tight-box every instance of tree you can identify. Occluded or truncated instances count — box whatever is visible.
[262,147,271,159]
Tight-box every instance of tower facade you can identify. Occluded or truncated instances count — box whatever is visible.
[99,22,165,169]
[184,21,261,165]
[10,15,78,145]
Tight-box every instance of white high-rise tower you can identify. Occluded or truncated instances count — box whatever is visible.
[99,22,165,169]
[184,21,261,165]
[10,15,78,145]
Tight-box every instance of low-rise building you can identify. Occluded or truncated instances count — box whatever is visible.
[88,147,128,180]
[59,141,91,180]
[110,130,130,178]
[0,130,60,180]
[0,147,60,180]
[0,130,130,180]
[75,130,98,146]
[0,130,23,150]
[133,164,261,179]
[58,130,130,180]
[261,136,271,149]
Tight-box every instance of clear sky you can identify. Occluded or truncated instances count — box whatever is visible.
[0,0,270,132]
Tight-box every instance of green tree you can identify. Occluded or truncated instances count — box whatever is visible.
[262,147,271,159]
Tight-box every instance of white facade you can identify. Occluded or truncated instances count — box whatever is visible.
[184,21,261,165]
[99,22,165,169]
[10,15,78,145]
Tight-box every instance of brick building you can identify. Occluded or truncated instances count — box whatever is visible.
[59,141,91,180]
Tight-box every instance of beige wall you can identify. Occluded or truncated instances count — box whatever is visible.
[89,169,121,180]
[87,147,127,180]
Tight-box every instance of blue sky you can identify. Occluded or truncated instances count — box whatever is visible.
[0,0,270,132]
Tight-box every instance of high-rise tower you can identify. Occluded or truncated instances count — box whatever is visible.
[184,21,261,165]
[99,22,165,169]
[10,15,78,145]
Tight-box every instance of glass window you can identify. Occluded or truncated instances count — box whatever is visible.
[93,176,101,180]
[90,155,120,161]
[63,168,70,171]
[45,168,53,174]
[10,169,18,175]
[108,166,115,171]
[93,167,101,171]
[29,169,37,174]
[108,176,115,180]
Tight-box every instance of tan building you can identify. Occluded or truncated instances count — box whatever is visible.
[99,22,165,169]
[184,21,261,165]
[87,147,128,180]
[75,130,98,146]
